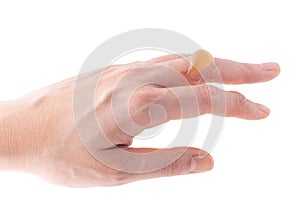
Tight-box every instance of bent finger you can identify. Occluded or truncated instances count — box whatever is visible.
[157,85,270,121]
[108,147,213,184]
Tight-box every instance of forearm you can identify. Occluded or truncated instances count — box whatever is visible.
[0,101,17,169]
[0,100,37,171]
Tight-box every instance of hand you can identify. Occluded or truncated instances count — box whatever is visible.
[0,50,280,187]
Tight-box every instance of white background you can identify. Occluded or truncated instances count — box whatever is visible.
[0,0,299,199]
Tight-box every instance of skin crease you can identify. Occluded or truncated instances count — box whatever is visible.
[0,50,280,187]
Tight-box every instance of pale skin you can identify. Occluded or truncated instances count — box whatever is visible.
[0,51,280,187]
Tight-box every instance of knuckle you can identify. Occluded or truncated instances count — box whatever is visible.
[196,85,226,114]
[163,162,179,177]
[234,92,247,107]
[196,85,212,111]
[163,157,188,176]
[97,89,113,105]
[130,87,161,111]
[197,85,210,102]
[244,63,254,72]
[129,87,163,126]
[207,85,219,97]
[209,86,225,105]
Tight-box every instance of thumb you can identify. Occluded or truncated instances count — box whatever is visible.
[124,147,214,182]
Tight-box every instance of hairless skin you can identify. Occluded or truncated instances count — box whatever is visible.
[0,50,280,187]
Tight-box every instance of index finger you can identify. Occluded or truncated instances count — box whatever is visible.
[159,52,280,85]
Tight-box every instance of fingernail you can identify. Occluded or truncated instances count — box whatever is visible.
[262,62,280,71]
[257,104,270,114]
[190,154,214,173]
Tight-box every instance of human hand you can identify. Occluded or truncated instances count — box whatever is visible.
[0,50,280,187]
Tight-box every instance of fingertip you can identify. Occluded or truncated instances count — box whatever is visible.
[257,103,270,114]
[262,62,281,79]
[189,151,214,173]
[262,62,281,72]
[245,103,271,120]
